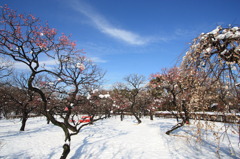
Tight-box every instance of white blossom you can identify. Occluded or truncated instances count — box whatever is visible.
[76,63,85,71]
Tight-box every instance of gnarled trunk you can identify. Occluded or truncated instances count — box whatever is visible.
[20,112,28,131]
[60,144,70,159]
[166,101,190,135]
[131,106,141,124]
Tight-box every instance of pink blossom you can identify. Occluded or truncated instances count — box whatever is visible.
[71,42,76,48]
[29,14,36,20]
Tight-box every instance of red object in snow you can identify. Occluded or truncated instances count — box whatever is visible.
[79,116,91,123]
[79,119,90,123]
[64,107,69,111]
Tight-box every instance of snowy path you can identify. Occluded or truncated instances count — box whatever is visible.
[70,117,171,159]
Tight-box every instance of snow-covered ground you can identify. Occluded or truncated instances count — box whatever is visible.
[0,116,239,159]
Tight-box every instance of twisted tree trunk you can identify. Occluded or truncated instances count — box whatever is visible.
[60,144,70,159]
[131,105,141,124]
[20,112,28,131]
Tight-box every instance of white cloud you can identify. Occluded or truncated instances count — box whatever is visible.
[69,0,150,45]
[102,28,148,45]
[90,57,107,63]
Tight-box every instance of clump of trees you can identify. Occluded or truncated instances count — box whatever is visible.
[111,74,163,122]
[0,73,42,131]
[112,74,147,123]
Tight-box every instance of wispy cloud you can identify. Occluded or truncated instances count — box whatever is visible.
[69,0,151,45]
[90,57,107,63]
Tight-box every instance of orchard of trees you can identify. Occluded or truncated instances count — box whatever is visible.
[0,5,239,159]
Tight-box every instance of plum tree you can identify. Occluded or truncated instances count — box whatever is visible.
[0,5,104,159]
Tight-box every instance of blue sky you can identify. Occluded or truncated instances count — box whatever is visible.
[1,0,240,86]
